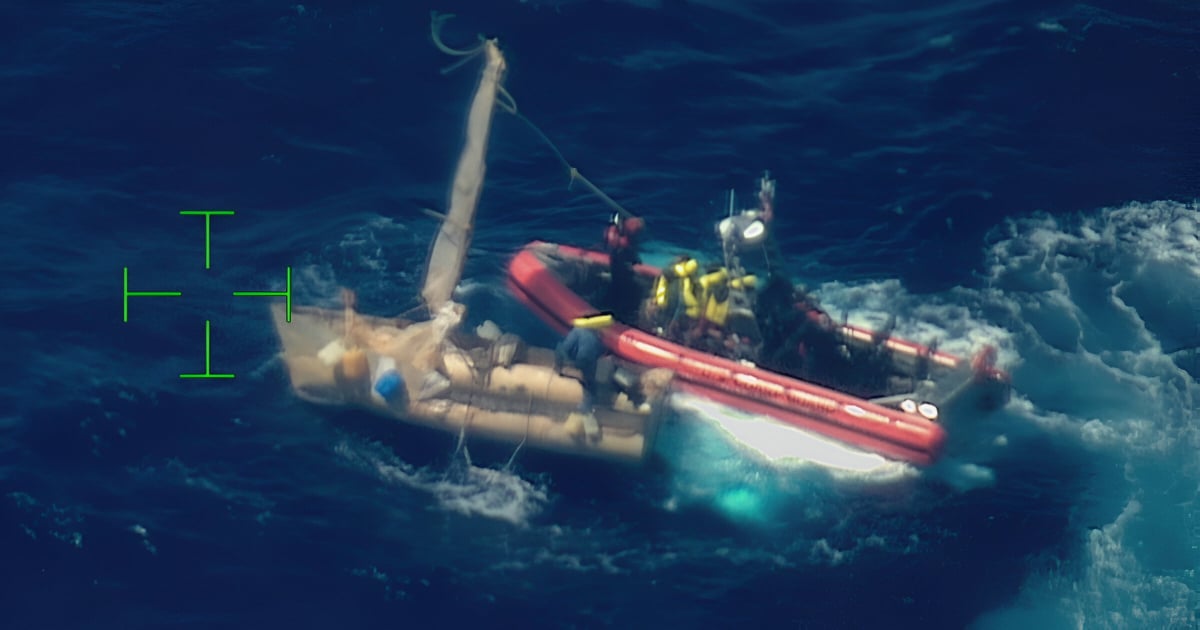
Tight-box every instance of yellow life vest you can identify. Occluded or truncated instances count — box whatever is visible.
[730,274,757,291]
[653,258,700,318]
[652,276,669,308]
[698,267,731,326]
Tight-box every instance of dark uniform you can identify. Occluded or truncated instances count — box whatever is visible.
[603,214,645,324]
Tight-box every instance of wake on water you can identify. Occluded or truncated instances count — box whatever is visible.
[304,198,1198,627]
[963,200,1200,628]
[335,439,549,528]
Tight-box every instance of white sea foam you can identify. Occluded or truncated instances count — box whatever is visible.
[327,194,1199,627]
[962,200,1200,628]
[646,200,1199,627]
[334,440,548,528]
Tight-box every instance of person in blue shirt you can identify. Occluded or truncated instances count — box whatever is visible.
[554,313,612,412]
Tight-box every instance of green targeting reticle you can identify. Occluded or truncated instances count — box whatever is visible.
[180,209,234,270]
[122,210,293,379]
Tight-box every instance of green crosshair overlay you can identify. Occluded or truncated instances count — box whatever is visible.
[125,211,292,381]
[123,267,182,322]
[180,210,235,269]
[180,320,235,379]
[233,266,293,322]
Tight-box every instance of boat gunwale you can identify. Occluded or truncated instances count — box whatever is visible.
[506,241,959,464]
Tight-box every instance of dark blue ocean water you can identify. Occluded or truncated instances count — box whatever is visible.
[3,1,1199,628]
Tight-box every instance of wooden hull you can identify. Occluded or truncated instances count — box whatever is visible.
[270,303,672,464]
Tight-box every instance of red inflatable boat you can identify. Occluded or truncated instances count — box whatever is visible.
[507,240,1011,466]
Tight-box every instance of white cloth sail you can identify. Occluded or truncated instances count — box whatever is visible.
[420,40,507,311]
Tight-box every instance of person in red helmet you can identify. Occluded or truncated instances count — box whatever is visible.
[603,212,645,324]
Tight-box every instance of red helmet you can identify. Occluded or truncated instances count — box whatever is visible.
[611,213,644,237]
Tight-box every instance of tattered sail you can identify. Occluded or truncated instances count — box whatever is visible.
[420,38,507,311]
[266,23,673,466]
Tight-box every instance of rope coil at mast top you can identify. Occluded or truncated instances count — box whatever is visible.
[420,13,506,312]
[431,12,637,224]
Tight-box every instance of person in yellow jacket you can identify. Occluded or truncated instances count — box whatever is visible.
[647,256,701,342]
[647,258,759,358]
[685,264,751,356]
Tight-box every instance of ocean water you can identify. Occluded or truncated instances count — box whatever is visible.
[3,1,1198,628]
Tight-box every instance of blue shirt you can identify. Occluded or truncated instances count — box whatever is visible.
[555,327,603,375]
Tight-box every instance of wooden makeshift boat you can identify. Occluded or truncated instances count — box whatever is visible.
[270,22,673,464]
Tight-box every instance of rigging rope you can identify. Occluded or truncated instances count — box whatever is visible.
[430,12,486,57]
[431,13,637,221]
